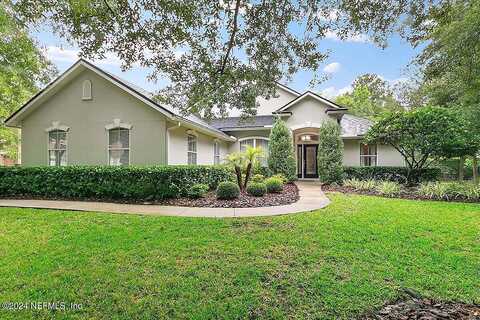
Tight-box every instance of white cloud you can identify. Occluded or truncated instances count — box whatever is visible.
[44,46,123,66]
[324,30,370,43]
[323,62,341,74]
[320,85,352,99]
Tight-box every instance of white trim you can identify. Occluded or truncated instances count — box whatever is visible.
[82,80,92,100]
[359,142,378,167]
[47,129,68,166]
[275,91,346,113]
[186,129,198,137]
[45,121,70,132]
[290,122,322,131]
[107,127,131,166]
[275,82,301,97]
[105,118,132,130]
[213,140,220,165]
[187,134,197,165]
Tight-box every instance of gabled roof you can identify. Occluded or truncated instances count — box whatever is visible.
[5,59,234,141]
[274,90,348,113]
[340,114,372,137]
[274,82,301,97]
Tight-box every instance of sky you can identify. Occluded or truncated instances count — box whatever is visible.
[32,23,420,100]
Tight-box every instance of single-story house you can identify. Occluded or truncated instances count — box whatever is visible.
[5,59,404,179]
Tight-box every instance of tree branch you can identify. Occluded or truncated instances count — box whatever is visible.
[219,0,241,74]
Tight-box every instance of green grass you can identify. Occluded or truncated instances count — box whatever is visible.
[0,194,479,319]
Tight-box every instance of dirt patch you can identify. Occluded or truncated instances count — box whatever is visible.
[362,290,480,319]
[162,183,299,208]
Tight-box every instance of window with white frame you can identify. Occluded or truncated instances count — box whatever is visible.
[239,137,269,166]
[82,80,92,100]
[48,130,67,166]
[187,134,197,165]
[214,141,220,165]
[360,143,377,166]
[108,128,130,165]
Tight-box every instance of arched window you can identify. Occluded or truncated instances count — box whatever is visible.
[108,127,130,166]
[239,137,269,166]
[48,130,68,166]
[82,80,92,100]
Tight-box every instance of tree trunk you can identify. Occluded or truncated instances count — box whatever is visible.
[473,155,479,184]
[458,156,465,181]
[243,162,252,190]
[235,165,243,190]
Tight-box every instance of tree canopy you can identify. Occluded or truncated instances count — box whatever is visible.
[0,4,56,159]
[365,106,478,183]
[10,0,439,118]
[334,74,403,119]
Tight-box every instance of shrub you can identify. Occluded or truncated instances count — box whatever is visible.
[343,178,376,191]
[418,181,480,200]
[271,173,287,184]
[0,165,232,201]
[216,181,240,199]
[318,121,344,184]
[375,181,401,197]
[268,118,297,181]
[265,177,283,193]
[251,174,265,183]
[187,184,209,199]
[246,182,267,197]
[344,166,441,183]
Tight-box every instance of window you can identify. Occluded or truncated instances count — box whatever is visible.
[239,137,269,166]
[82,80,92,100]
[360,143,377,166]
[108,128,130,165]
[187,134,197,165]
[214,141,220,165]
[48,130,67,166]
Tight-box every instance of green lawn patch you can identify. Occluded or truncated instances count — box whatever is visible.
[0,194,479,319]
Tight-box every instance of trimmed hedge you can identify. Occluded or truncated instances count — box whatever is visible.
[216,181,240,199]
[246,182,267,197]
[344,166,441,183]
[0,165,232,201]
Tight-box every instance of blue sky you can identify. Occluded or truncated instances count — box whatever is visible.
[32,25,419,99]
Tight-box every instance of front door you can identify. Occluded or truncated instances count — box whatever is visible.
[297,144,318,179]
[303,145,318,178]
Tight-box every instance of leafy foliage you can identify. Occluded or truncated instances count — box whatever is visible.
[187,184,209,199]
[246,182,267,197]
[0,165,231,200]
[335,74,403,119]
[11,0,441,118]
[418,181,480,201]
[250,174,264,183]
[216,181,240,200]
[0,4,56,159]
[264,177,283,193]
[225,146,263,190]
[268,118,296,182]
[317,121,344,184]
[365,106,477,183]
[344,166,441,183]
[375,181,401,197]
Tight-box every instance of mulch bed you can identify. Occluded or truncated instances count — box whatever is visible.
[161,183,299,208]
[322,185,480,203]
[362,290,480,319]
[0,183,299,208]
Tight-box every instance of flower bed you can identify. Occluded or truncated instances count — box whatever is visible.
[162,183,299,208]
[324,180,480,203]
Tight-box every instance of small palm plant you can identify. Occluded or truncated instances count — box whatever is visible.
[225,146,264,191]
[225,152,243,190]
[242,146,264,190]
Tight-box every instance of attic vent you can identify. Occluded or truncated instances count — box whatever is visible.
[82,80,92,100]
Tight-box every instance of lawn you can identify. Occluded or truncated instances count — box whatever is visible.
[0,193,479,319]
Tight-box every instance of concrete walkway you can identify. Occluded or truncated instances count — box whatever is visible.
[0,181,329,218]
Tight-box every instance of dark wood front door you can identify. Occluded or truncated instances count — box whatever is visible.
[303,145,318,178]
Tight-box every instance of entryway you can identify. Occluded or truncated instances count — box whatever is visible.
[297,144,319,179]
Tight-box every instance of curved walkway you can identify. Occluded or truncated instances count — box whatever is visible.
[0,181,329,218]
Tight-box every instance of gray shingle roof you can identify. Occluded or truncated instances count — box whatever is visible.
[340,114,372,137]
[209,115,275,130]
